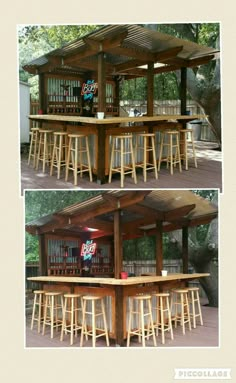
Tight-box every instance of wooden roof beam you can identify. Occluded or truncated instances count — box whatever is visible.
[112,46,183,74]
[83,30,128,52]
[37,56,64,74]
[164,204,196,222]
[102,191,150,210]
[124,203,165,221]
[186,54,215,68]
[108,46,156,62]
[64,47,98,65]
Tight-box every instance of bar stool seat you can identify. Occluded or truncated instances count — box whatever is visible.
[179,128,198,170]
[60,293,83,345]
[108,134,137,188]
[42,292,64,338]
[158,130,182,175]
[153,292,173,344]
[80,296,109,347]
[135,133,158,182]
[36,129,54,173]
[127,294,156,347]
[65,134,93,186]
[187,287,203,328]
[171,289,191,335]
[28,127,39,168]
[30,290,45,333]
[50,131,68,179]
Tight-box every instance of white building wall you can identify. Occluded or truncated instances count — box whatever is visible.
[20,82,30,143]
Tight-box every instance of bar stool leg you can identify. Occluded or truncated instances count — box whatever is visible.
[180,293,185,334]
[167,297,174,341]
[158,134,164,172]
[70,297,74,346]
[108,138,115,184]
[60,296,67,342]
[160,296,165,344]
[101,299,110,346]
[91,299,96,347]
[65,137,71,182]
[148,298,157,347]
[130,138,137,184]
[85,136,93,182]
[126,298,133,347]
[120,138,124,188]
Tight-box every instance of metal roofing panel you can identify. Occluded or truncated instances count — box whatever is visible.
[24,24,219,69]
[25,190,217,233]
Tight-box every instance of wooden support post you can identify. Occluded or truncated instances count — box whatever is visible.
[39,234,47,275]
[155,220,163,276]
[114,78,120,115]
[98,52,106,112]
[115,285,125,346]
[96,125,106,184]
[39,73,47,113]
[180,67,187,116]
[147,62,154,116]
[114,210,123,279]
[182,226,189,273]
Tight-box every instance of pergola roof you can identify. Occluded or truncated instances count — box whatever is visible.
[25,190,218,239]
[23,24,219,78]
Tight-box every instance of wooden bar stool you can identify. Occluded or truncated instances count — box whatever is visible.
[135,133,158,182]
[153,292,173,344]
[60,293,83,345]
[158,130,182,175]
[108,134,137,188]
[80,296,109,347]
[65,134,93,186]
[50,131,68,179]
[127,294,156,347]
[179,129,198,170]
[28,128,39,168]
[42,292,64,339]
[30,290,45,333]
[36,129,53,173]
[187,287,203,328]
[171,289,191,335]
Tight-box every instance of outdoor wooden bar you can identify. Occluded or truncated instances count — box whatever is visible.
[28,272,209,346]
[29,113,205,184]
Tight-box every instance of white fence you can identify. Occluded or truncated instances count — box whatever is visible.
[120,100,217,142]
[123,259,206,298]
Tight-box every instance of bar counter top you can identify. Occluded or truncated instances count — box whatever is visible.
[28,114,205,124]
[27,273,209,286]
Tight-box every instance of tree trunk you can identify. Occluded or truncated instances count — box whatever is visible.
[190,252,218,307]
[168,194,218,308]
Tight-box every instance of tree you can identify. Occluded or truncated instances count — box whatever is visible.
[25,190,101,261]
[168,190,218,307]
[154,23,221,148]
[18,25,100,97]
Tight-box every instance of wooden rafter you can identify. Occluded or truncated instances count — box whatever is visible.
[107,46,156,62]
[83,30,128,52]
[164,204,196,221]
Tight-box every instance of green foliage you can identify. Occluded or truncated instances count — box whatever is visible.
[120,23,220,103]
[18,24,100,94]
[25,190,101,223]
[25,191,102,262]
[123,233,182,261]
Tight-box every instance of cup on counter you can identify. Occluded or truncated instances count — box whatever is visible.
[161,270,168,276]
[97,112,105,119]
[120,271,128,279]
